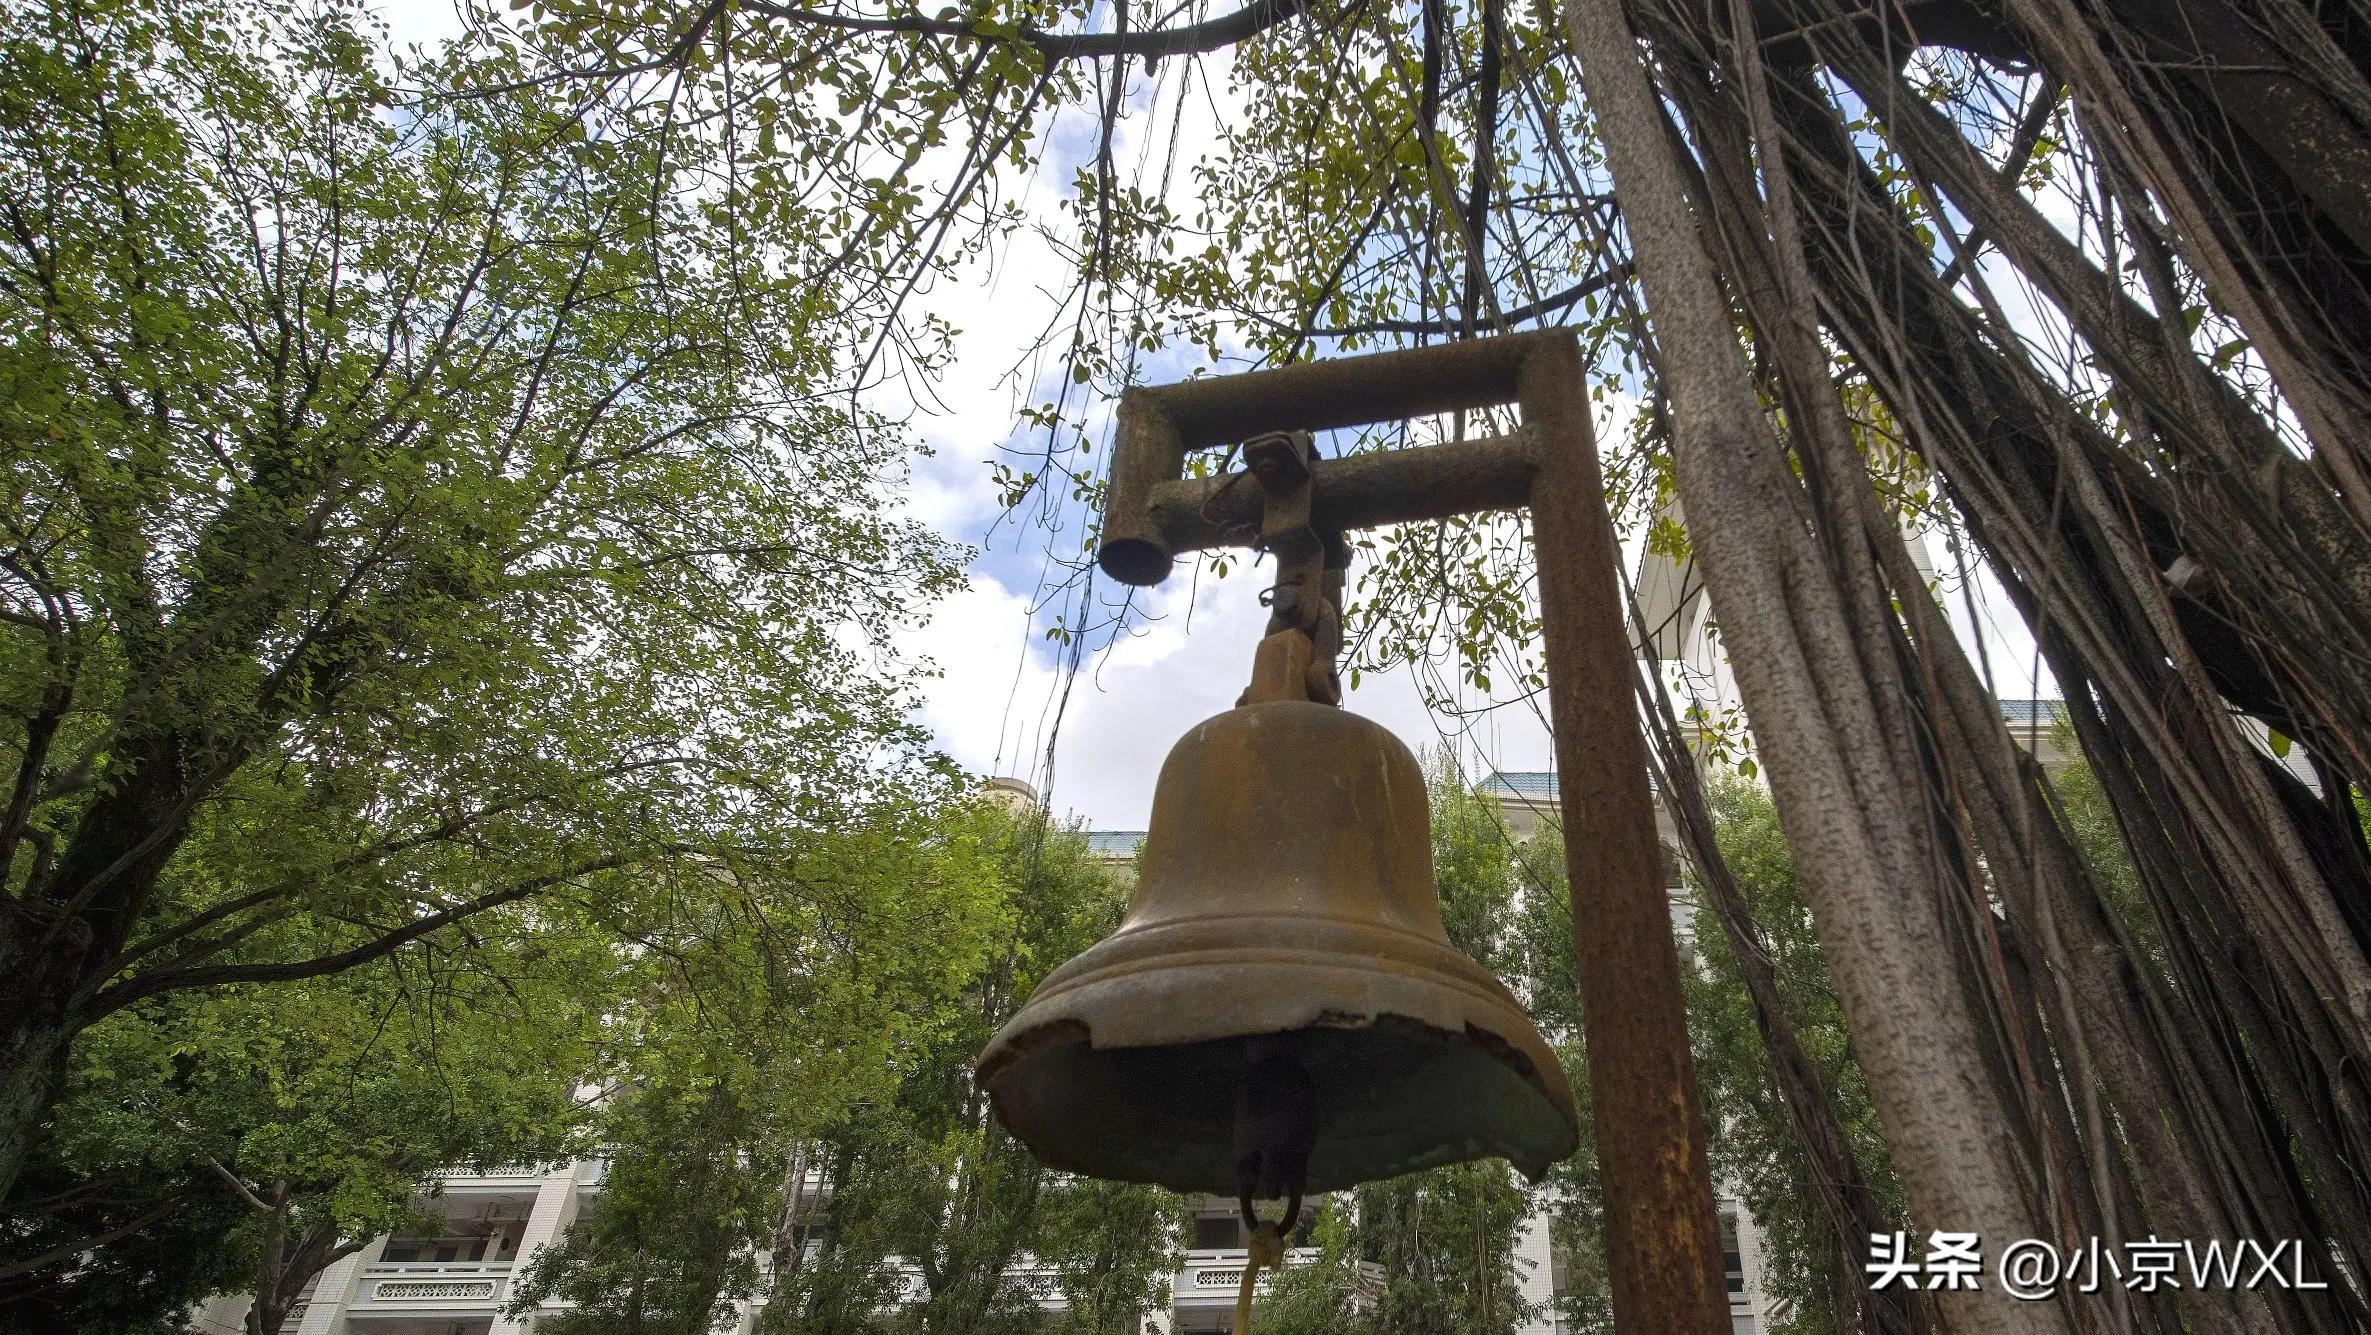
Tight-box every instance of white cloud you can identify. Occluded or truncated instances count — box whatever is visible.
[374,0,467,58]
[902,550,1559,829]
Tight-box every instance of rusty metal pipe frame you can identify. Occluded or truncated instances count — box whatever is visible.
[1135,431,1540,561]
[1095,331,1733,1335]
[1150,329,1566,447]
[1100,329,1570,586]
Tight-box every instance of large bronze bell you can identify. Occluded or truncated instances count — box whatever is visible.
[974,698,1579,1203]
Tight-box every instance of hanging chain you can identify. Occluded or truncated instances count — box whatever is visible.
[1238,430,1347,706]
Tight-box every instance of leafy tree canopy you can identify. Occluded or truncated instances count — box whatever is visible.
[32,933,613,1335]
[0,0,961,1203]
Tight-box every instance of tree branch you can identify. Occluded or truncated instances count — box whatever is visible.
[1461,0,1506,335]
[0,1201,178,1279]
[199,1153,275,1215]
[106,756,703,977]
[87,853,637,1017]
[1937,78,2062,289]
[1269,261,1633,338]
[736,0,1314,61]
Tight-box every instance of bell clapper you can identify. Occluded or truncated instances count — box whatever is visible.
[1228,1038,1313,1334]
[1232,1037,1314,1221]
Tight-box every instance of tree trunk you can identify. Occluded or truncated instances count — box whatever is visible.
[772,1142,813,1287]
[0,745,200,1205]
[244,1186,289,1335]
[1558,1,2070,1330]
[0,1007,75,1210]
[1701,39,2371,1322]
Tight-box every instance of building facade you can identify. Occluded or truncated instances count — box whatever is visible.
[188,1160,597,1335]
[195,1163,1392,1335]
[216,1160,1712,1335]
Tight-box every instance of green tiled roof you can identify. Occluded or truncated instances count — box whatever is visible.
[1478,771,1561,800]
[1082,831,1146,857]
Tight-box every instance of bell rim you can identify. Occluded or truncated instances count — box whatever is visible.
[972,915,1564,1100]
[978,1012,1582,1193]
[973,925,1580,1162]
[975,909,1563,1083]
[977,954,1572,1097]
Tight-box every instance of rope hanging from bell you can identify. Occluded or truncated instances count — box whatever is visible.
[1234,1218,1288,1332]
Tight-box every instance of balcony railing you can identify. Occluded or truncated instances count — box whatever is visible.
[430,1162,552,1185]
[1174,1248,1384,1305]
[354,1260,513,1309]
[863,1249,1362,1312]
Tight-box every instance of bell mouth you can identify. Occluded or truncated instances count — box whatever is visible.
[976,906,1580,1194]
[980,1015,1575,1195]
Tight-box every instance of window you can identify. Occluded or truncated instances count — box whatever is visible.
[379,1234,488,1264]
[1193,1214,1243,1250]
[1719,1211,1745,1295]
[1192,1209,1317,1251]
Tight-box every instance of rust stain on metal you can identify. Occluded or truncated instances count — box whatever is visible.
[974,700,1580,1196]
[998,330,1732,1335]
[1522,337,1733,1335]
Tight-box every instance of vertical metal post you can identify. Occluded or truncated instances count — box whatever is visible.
[1520,338,1733,1335]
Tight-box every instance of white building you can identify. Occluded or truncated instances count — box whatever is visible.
[195,1163,1381,1335]
[187,1160,597,1335]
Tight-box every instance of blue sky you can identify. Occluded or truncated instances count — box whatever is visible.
[377,0,2051,829]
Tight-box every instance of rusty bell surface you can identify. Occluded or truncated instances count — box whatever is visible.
[974,699,1579,1196]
